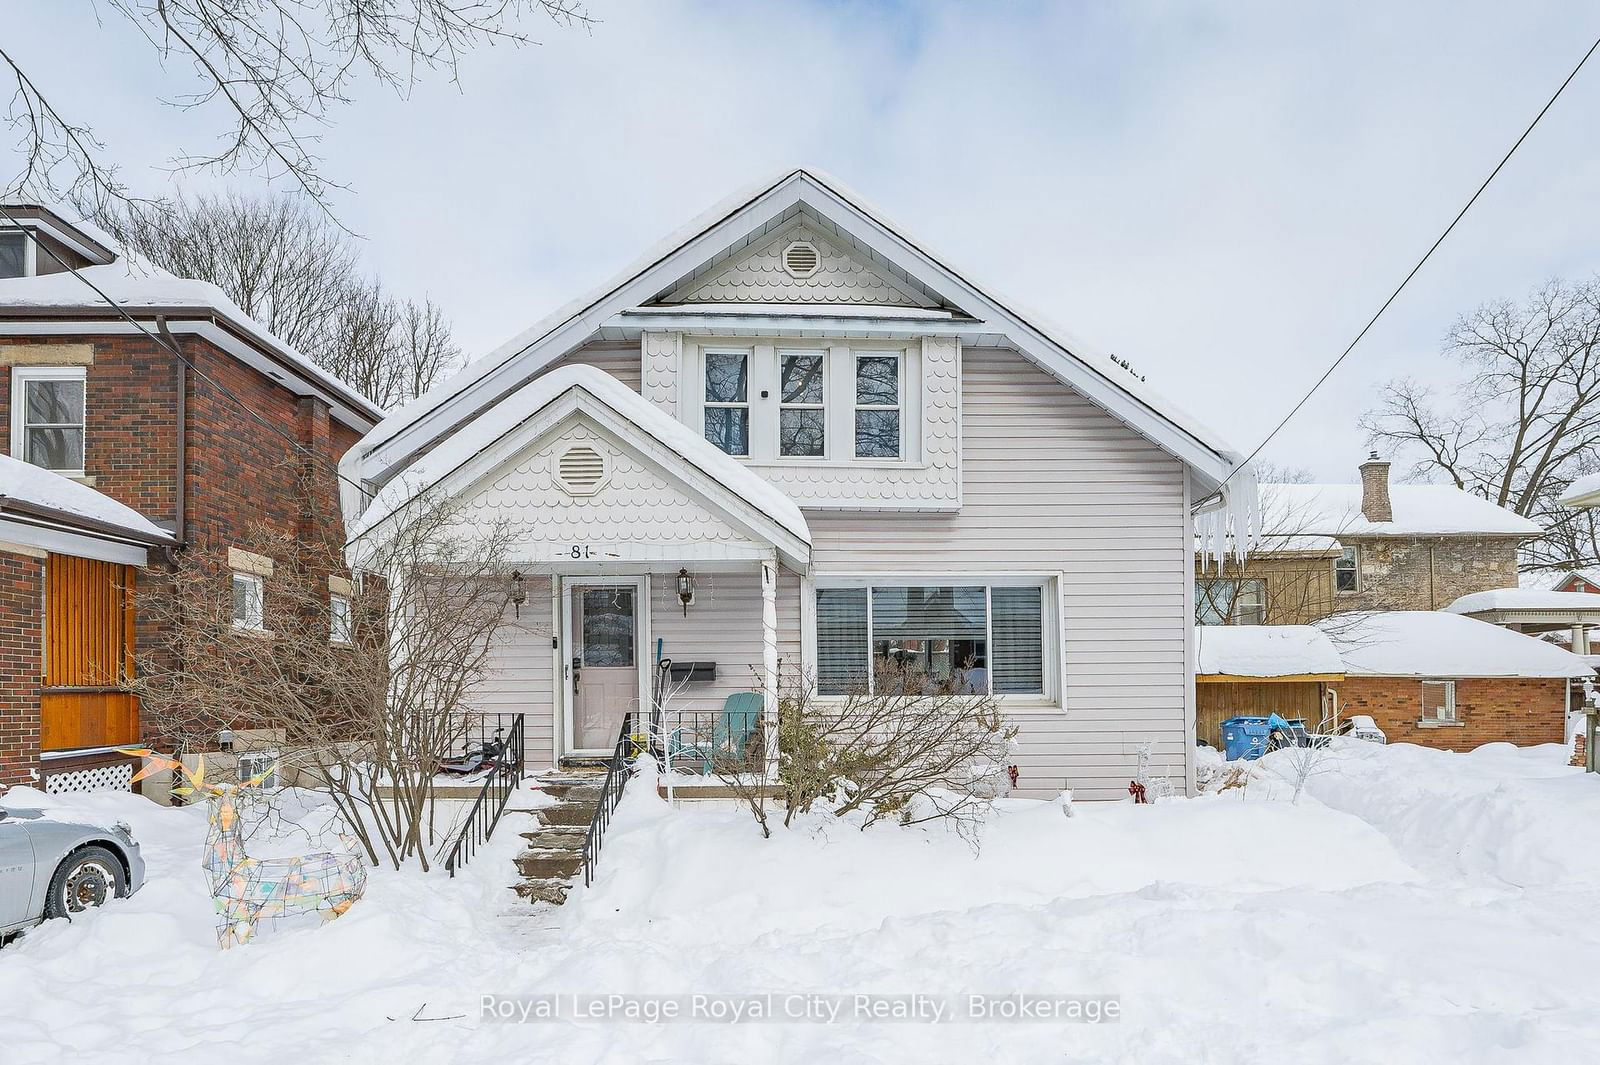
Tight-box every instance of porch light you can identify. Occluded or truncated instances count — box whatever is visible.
[677,568,695,615]
[509,570,527,618]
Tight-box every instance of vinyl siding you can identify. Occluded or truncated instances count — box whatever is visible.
[548,342,642,391]
[471,567,801,767]
[806,346,1189,799]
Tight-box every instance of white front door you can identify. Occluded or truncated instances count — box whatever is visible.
[563,579,645,755]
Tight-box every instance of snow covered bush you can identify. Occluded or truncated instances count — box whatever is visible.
[774,666,1018,835]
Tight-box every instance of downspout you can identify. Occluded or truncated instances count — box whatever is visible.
[157,316,187,552]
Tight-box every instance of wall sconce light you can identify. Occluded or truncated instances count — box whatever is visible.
[677,568,695,616]
[217,729,235,753]
[509,570,527,618]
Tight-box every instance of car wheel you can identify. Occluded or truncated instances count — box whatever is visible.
[44,845,128,919]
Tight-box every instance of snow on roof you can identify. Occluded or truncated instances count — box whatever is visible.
[627,303,960,319]
[0,454,172,542]
[0,257,381,422]
[1560,472,1600,507]
[1315,611,1595,679]
[1259,483,1540,538]
[349,364,810,552]
[1196,625,1344,677]
[353,168,1248,491]
[1445,588,1600,615]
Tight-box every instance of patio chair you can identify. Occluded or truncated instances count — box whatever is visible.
[669,692,763,774]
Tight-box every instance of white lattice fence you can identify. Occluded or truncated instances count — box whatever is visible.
[43,761,134,795]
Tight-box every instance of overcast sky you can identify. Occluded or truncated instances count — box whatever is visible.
[11,1,1600,480]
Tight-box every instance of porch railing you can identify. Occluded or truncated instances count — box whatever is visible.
[580,710,635,887]
[443,712,525,878]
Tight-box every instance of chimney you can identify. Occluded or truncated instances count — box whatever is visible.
[1360,451,1392,523]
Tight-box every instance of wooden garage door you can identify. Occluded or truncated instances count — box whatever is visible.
[41,554,139,752]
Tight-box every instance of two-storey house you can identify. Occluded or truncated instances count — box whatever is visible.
[340,170,1256,799]
[0,204,382,793]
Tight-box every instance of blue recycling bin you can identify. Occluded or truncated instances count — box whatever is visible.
[1221,716,1271,761]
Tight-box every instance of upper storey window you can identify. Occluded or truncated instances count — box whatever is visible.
[703,349,750,456]
[854,353,901,459]
[11,366,86,474]
[0,230,28,278]
[779,351,825,457]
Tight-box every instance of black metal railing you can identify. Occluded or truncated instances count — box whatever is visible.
[580,711,635,888]
[443,712,525,877]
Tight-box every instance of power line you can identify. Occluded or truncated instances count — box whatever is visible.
[1214,34,1600,500]
[0,204,375,510]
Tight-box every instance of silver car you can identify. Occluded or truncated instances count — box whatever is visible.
[0,802,146,940]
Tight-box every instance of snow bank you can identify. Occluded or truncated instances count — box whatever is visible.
[1317,610,1595,678]
[1296,741,1600,887]
[1196,624,1343,677]
[0,454,171,540]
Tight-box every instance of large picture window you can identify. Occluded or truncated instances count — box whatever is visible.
[815,582,1049,697]
[11,366,86,474]
[703,350,750,456]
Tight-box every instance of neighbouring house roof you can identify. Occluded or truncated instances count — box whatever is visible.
[0,454,175,564]
[1444,588,1600,628]
[1560,473,1600,509]
[1315,611,1595,679]
[1555,569,1600,593]
[347,364,811,569]
[0,236,382,432]
[1257,483,1540,539]
[346,168,1253,506]
[1195,625,1344,679]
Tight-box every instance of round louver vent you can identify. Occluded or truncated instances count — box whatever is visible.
[556,443,608,496]
[782,240,820,279]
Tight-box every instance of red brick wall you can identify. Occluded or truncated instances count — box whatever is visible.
[2,333,367,777]
[1336,675,1567,749]
[0,552,43,790]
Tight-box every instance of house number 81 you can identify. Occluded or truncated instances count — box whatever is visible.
[569,545,594,559]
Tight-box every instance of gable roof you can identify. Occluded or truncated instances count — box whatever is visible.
[347,365,810,569]
[347,168,1248,497]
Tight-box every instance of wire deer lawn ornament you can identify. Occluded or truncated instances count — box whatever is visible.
[124,750,368,949]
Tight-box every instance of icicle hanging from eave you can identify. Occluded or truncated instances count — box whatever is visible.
[1194,459,1260,572]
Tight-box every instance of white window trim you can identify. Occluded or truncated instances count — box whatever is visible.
[1419,678,1459,726]
[812,574,1060,708]
[683,338,921,467]
[702,346,752,457]
[10,364,87,475]
[232,571,267,633]
[329,593,353,646]
[853,349,904,461]
[777,348,827,459]
[0,228,36,278]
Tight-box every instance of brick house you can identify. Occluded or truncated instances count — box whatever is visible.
[0,204,381,793]
[1323,611,1591,750]
[1196,453,1537,626]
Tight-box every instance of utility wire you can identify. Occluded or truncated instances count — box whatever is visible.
[1213,34,1600,500]
[0,204,375,508]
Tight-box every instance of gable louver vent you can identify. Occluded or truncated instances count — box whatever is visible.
[782,240,820,279]
[556,443,608,496]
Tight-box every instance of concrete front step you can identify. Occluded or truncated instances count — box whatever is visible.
[537,803,599,827]
[515,850,584,879]
[520,826,585,850]
[512,878,571,905]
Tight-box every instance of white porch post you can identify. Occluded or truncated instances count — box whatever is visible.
[761,552,779,781]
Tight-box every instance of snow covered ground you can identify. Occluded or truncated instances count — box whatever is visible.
[2,742,1598,1064]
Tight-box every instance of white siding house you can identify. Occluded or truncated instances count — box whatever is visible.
[341,169,1253,799]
